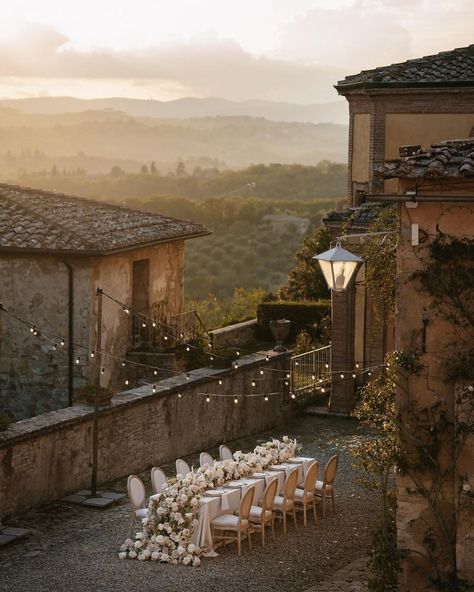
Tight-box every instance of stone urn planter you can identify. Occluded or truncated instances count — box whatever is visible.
[269,319,291,352]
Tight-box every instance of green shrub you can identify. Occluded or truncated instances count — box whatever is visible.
[256,300,330,342]
[368,492,399,592]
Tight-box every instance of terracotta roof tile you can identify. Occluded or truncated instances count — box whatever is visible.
[375,138,474,179]
[336,45,474,91]
[0,184,209,254]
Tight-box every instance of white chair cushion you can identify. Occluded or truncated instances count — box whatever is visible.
[135,508,148,519]
[294,488,313,501]
[249,506,272,522]
[315,480,333,493]
[211,513,247,530]
[273,495,293,510]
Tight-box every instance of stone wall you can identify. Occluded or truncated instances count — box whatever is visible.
[0,241,186,421]
[0,350,289,519]
[210,319,258,349]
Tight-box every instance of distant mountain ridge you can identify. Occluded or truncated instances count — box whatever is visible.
[0,96,348,125]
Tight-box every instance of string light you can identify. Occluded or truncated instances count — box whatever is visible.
[152,385,156,393]
[352,373,357,378]
[251,380,256,387]
[186,346,190,352]
[312,374,316,380]
[186,373,190,380]
[340,373,345,379]
[265,355,270,362]
[154,370,158,376]
[236,351,240,357]
[30,326,34,334]
[321,387,325,393]
[218,379,222,386]
[75,356,80,364]
[325,363,329,369]
[90,351,95,358]
[206,396,210,403]
[101,368,105,374]
[152,321,157,328]
[356,362,360,369]
[164,335,168,341]
[52,344,57,351]
[125,379,129,385]
[122,361,126,367]
[234,362,239,369]
[233,396,238,404]
[178,392,182,399]
[264,395,269,402]
[123,307,130,314]
[291,393,296,399]
[142,322,146,328]
[260,368,264,375]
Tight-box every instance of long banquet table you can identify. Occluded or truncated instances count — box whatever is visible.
[191,456,316,554]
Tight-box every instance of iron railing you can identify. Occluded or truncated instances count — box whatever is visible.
[132,310,207,349]
[290,345,331,394]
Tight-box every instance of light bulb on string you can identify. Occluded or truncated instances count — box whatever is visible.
[368,371,372,376]
[295,361,299,366]
[90,351,95,358]
[52,344,57,351]
[208,342,212,349]
[291,393,296,400]
[123,307,130,314]
[325,363,329,369]
[153,369,158,376]
[164,335,168,341]
[101,368,105,374]
[210,356,214,362]
[206,396,210,403]
[186,346,190,352]
[234,396,238,404]
[178,392,182,399]
[312,374,316,381]
[30,326,34,334]
[142,322,146,328]
[286,373,290,379]
[236,351,240,357]
[265,355,270,362]
[122,361,126,367]
[321,387,326,393]
[284,380,289,386]
[264,395,269,402]
[318,377,323,383]
[234,362,239,369]
[186,373,190,381]
[352,373,356,379]
[355,362,360,369]
[125,379,129,386]
[60,338,65,347]
[218,379,222,386]
[75,356,80,364]
[251,380,256,387]
[152,385,156,393]
[152,321,157,328]
[180,332,184,339]
[340,373,344,379]
[260,368,264,375]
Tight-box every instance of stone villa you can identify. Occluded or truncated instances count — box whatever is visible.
[0,184,209,421]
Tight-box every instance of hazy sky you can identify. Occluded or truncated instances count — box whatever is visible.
[0,0,473,103]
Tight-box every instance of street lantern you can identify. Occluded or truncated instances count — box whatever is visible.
[313,243,363,292]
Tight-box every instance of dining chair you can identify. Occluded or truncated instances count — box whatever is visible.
[248,477,278,545]
[151,466,168,495]
[219,444,233,461]
[127,474,148,537]
[294,460,320,526]
[200,451,214,468]
[315,454,339,517]
[210,485,255,556]
[175,458,191,476]
[272,467,299,534]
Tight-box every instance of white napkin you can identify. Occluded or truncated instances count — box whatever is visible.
[221,492,230,511]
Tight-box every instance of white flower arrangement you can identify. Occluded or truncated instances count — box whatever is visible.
[120,436,299,565]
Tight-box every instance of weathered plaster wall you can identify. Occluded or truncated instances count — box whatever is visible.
[0,351,288,519]
[0,241,185,420]
[91,241,185,392]
[0,256,92,420]
[395,194,474,589]
[385,113,474,160]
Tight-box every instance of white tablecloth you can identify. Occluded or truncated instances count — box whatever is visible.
[192,476,266,553]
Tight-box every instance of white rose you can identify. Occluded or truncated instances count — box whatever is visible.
[161,553,170,562]
[151,551,160,561]
[129,551,137,559]
[187,543,196,553]
[193,557,201,566]
[182,556,192,565]
[118,552,127,560]
[134,540,143,549]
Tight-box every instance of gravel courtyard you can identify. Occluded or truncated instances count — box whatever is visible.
[0,414,379,592]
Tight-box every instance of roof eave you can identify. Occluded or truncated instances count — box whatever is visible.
[0,229,211,258]
[335,80,474,95]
